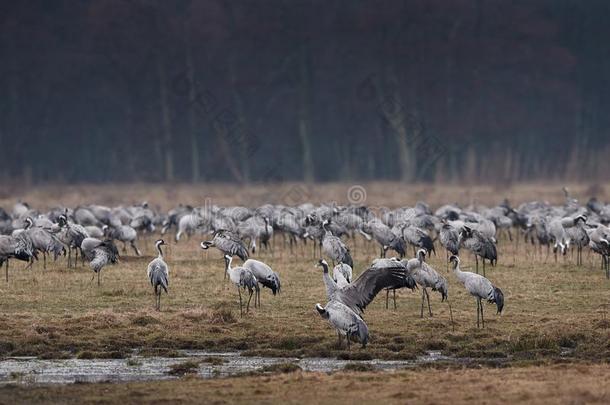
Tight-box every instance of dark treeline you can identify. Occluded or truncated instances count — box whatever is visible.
[1,0,610,185]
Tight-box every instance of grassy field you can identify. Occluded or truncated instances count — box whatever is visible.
[0,182,609,403]
[2,363,609,404]
[0,227,608,362]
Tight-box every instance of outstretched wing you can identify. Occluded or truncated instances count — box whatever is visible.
[335,264,408,314]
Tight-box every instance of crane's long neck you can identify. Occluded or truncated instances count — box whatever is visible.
[321,262,337,298]
[156,244,164,259]
[452,262,468,283]
[225,256,234,275]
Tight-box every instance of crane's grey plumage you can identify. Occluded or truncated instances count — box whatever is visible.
[243,259,280,306]
[564,215,588,265]
[103,224,141,256]
[450,255,504,328]
[459,225,497,276]
[370,257,418,309]
[201,230,249,279]
[224,255,259,317]
[238,216,272,254]
[363,220,406,258]
[405,249,448,318]
[333,262,353,284]
[334,259,415,315]
[57,214,89,268]
[25,223,65,269]
[321,219,353,268]
[88,239,119,286]
[147,239,169,311]
[318,259,338,300]
[316,301,369,349]
[0,233,35,282]
[401,225,435,256]
[439,221,460,257]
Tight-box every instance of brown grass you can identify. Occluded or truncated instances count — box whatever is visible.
[2,363,609,404]
[0,225,608,363]
[0,181,607,210]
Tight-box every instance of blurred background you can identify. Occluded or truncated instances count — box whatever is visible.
[2,0,609,186]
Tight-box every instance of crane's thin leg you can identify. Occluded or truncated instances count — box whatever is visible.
[5,260,8,283]
[475,256,479,274]
[75,248,79,268]
[385,289,389,309]
[480,299,485,328]
[420,288,425,318]
[158,293,161,311]
[238,288,243,317]
[43,252,47,270]
[246,289,253,313]
[337,331,342,347]
[476,299,480,328]
[67,247,72,268]
[346,332,351,350]
[97,271,100,287]
[393,289,397,309]
[482,258,486,277]
[426,289,433,317]
[131,241,141,256]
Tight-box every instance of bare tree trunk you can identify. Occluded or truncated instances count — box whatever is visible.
[156,53,174,182]
[372,67,416,182]
[184,21,199,183]
[299,43,314,182]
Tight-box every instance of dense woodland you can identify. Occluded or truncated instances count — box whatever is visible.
[1,0,610,185]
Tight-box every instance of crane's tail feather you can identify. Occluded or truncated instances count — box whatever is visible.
[491,286,504,314]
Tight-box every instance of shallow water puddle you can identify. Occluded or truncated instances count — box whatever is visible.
[0,350,460,385]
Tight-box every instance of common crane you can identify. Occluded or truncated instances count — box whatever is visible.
[201,230,249,279]
[224,255,259,317]
[0,233,35,282]
[88,239,119,286]
[315,300,369,349]
[147,239,169,311]
[459,225,497,276]
[449,255,504,328]
[407,249,448,318]
[243,259,281,306]
[321,219,353,268]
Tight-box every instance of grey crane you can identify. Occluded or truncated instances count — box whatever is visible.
[147,239,169,311]
[362,220,406,258]
[201,230,249,279]
[224,255,259,317]
[238,216,273,254]
[88,239,119,286]
[459,225,497,276]
[405,249,448,318]
[588,225,610,278]
[57,213,89,268]
[449,255,504,328]
[369,257,417,309]
[242,258,280,306]
[103,224,141,256]
[401,224,435,256]
[321,219,353,268]
[333,262,353,284]
[0,233,35,282]
[175,213,208,242]
[24,220,65,269]
[564,215,588,265]
[439,220,460,262]
[318,259,338,299]
[315,300,369,349]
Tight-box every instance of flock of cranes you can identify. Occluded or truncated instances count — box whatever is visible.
[0,187,608,349]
